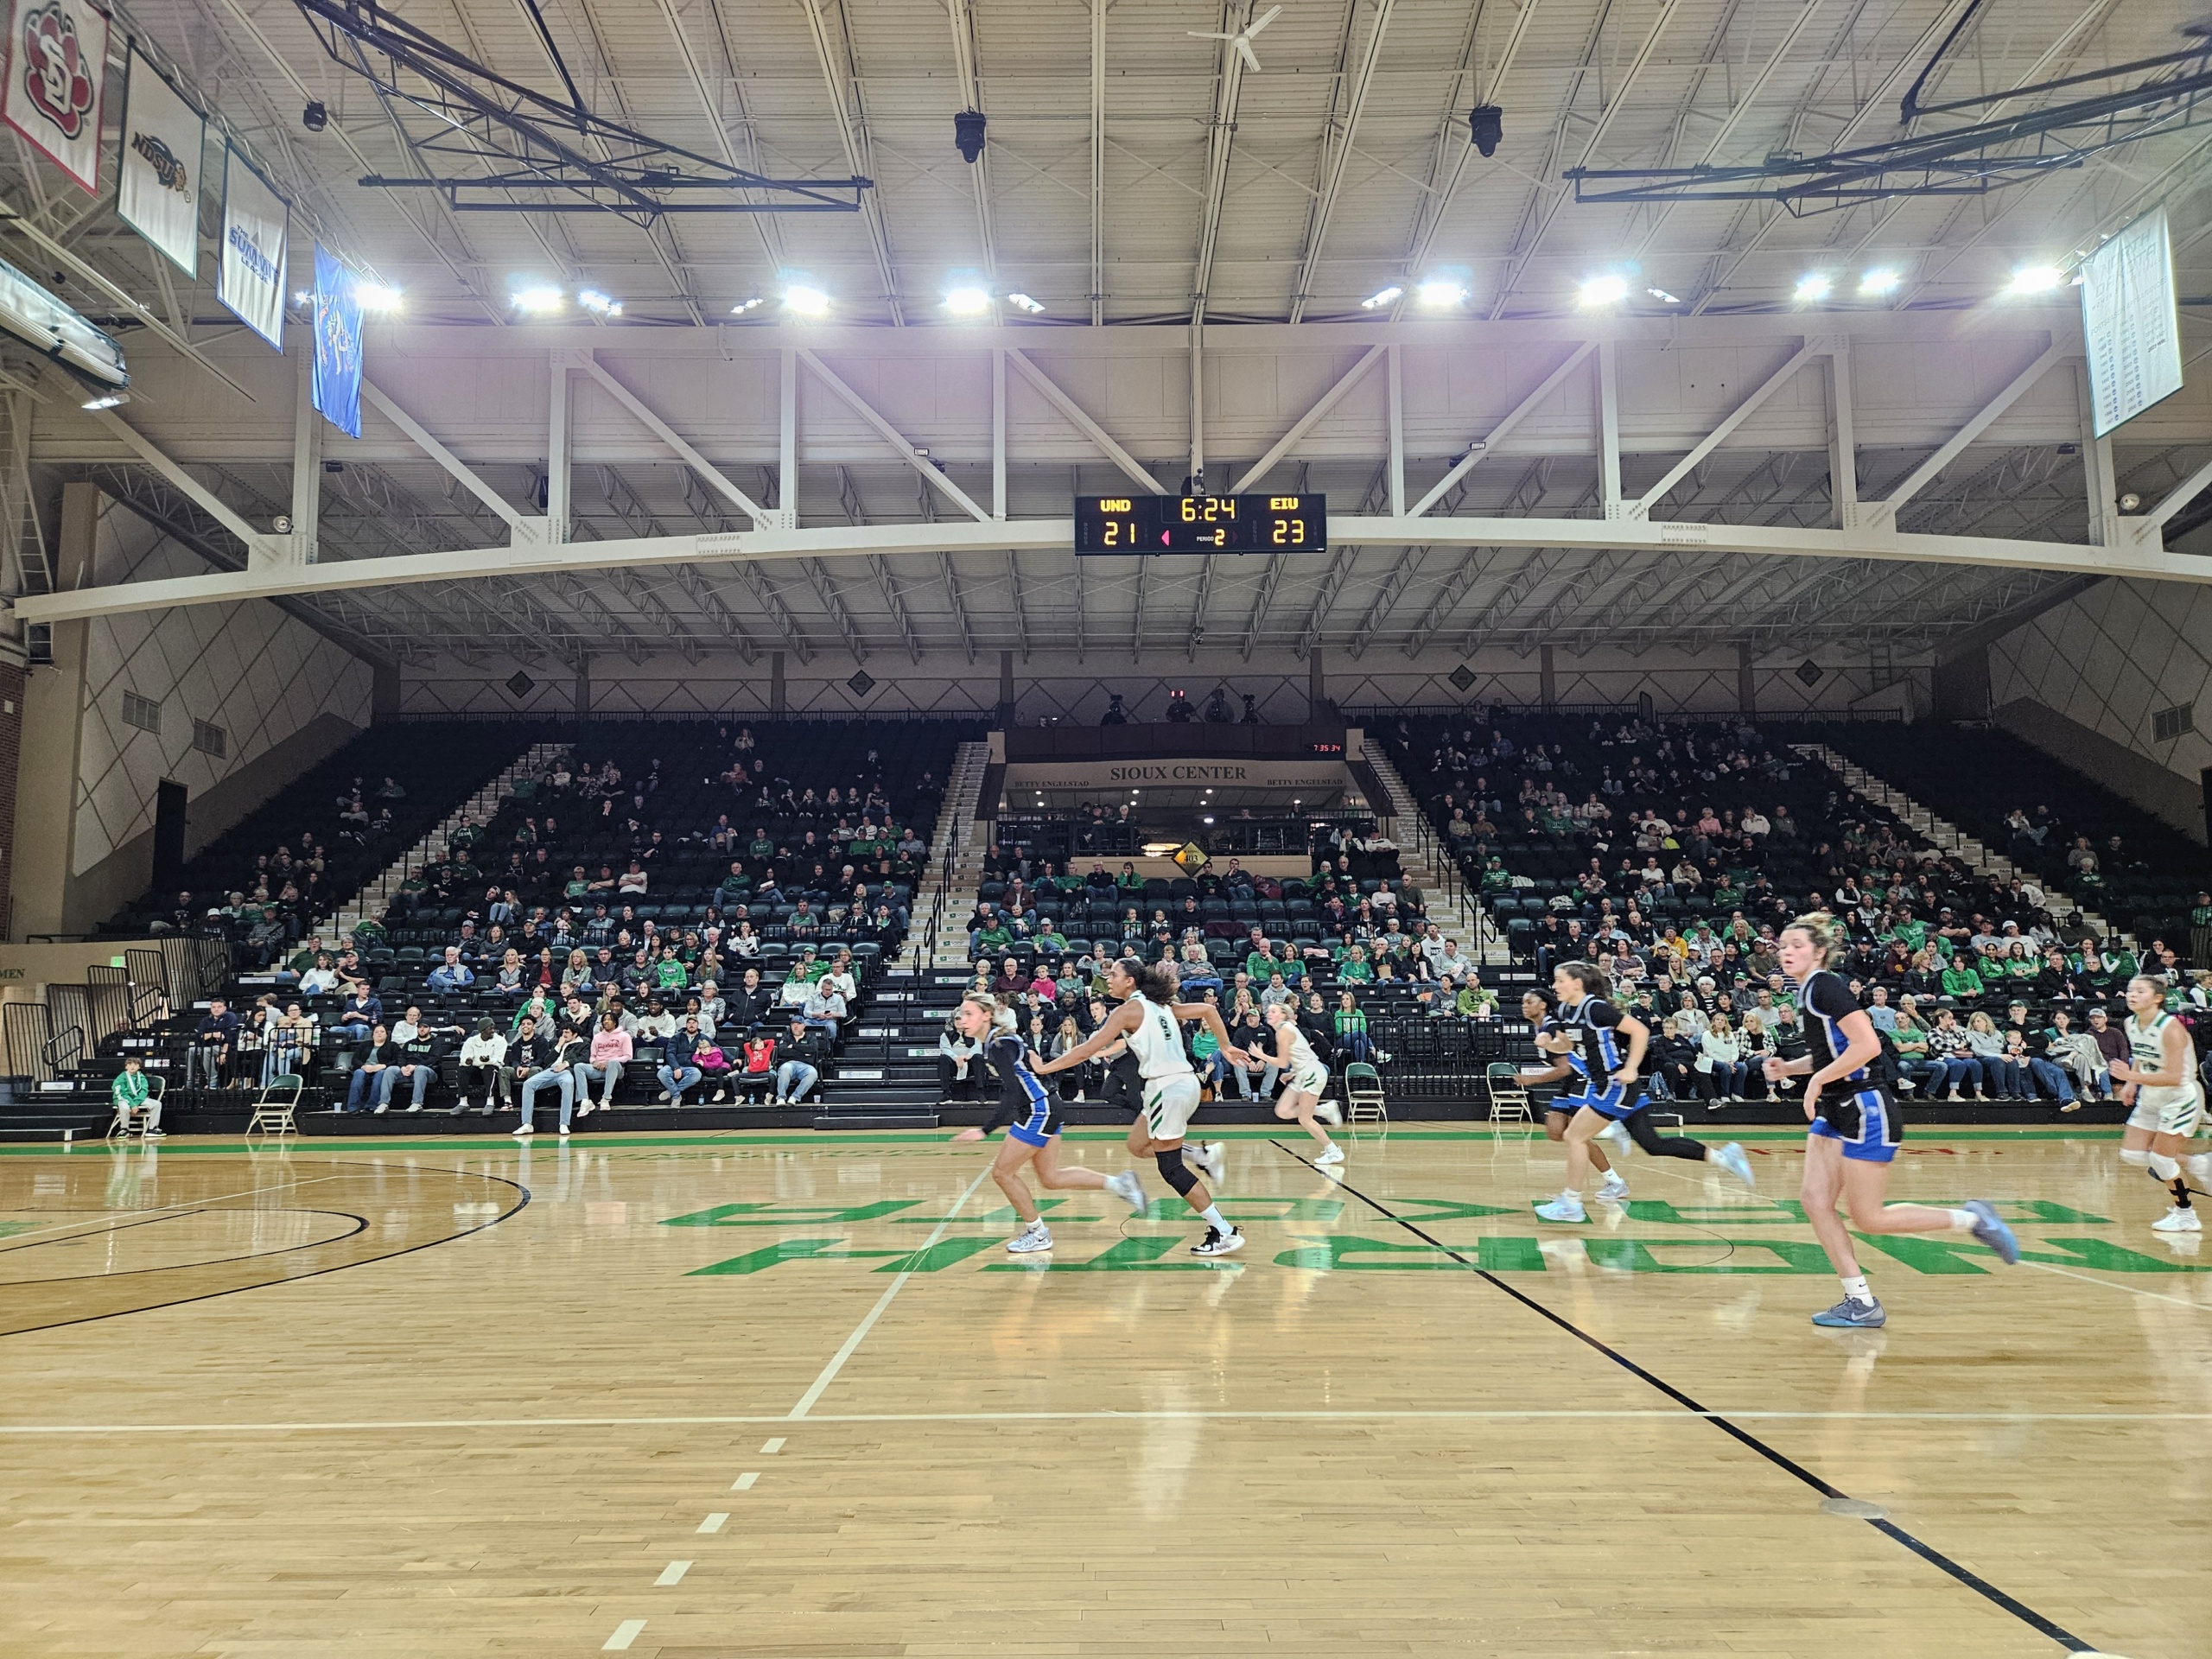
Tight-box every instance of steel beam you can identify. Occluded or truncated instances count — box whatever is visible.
[1232,344,1386,495]
[799,348,991,521]
[1633,343,1816,518]
[580,354,772,525]
[1876,341,2072,518]
[1007,350,1166,494]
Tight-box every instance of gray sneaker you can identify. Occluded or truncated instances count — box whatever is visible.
[1811,1297,1885,1328]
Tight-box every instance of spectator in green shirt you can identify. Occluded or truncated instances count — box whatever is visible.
[110,1057,160,1137]
[1940,957,1985,999]
[1338,946,1375,984]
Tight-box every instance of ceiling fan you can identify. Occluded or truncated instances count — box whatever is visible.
[1188,4,1282,73]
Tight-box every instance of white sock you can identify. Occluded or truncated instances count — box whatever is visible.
[1199,1204,1232,1234]
[1840,1275,1870,1302]
[1945,1208,1978,1232]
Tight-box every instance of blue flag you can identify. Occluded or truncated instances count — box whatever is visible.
[310,244,361,438]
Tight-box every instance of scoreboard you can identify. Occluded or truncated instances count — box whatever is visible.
[1074,493,1326,555]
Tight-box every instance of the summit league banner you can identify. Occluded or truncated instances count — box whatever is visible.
[117,51,205,276]
[3,0,109,193]
[217,146,288,348]
[311,245,363,439]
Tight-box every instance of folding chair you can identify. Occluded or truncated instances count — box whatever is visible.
[1344,1061,1388,1123]
[105,1072,165,1141]
[245,1074,305,1138]
[1484,1062,1534,1123]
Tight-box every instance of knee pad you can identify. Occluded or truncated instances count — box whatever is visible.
[1156,1149,1198,1197]
[2189,1153,2210,1180]
[2148,1153,2181,1181]
[2120,1147,2152,1168]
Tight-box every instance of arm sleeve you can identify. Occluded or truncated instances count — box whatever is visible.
[975,1034,1029,1135]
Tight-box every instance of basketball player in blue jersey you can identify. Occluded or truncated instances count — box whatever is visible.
[1519,988,1625,1202]
[948,994,1147,1254]
[1535,961,1755,1224]
[1766,913,2018,1328]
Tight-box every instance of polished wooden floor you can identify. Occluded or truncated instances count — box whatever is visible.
[2,1122,2205,1658]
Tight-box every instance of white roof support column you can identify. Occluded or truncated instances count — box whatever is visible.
[1598,340,1624,519]
[1090,0,1107,327]
[992,348,1008,520]
[289,341,322,567]
[779,348,800,524]
[2076,361,2120,550]
[1825,340,1860,531]
[1387,344,1406,518]
[546,355,572,546]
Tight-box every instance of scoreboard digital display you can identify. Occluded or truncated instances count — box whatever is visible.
[1074,493,1327,555]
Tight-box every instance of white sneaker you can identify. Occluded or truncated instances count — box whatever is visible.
[1598,1121,1633,1157]
[558,1124,571,1136]
[512,1124,534,1137]
[1193,1141,1228,1185]
[1317,1099,1344,1127]
[1006,1222,1054,1253]
[1107,1170,1147,1213]
[2152,1208,2202,1234]
[406,1103,423,1112]
[1596,1173,1630,1202]
[1314,1143,1344,1166]
[578,1102,593,1118]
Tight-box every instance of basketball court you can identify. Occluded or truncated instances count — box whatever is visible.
[3,1123,2203,1658]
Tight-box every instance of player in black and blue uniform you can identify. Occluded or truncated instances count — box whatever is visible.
[948,993,1147,1254]
[1535,962,1756,1224]
[1520,988,1624,1202]
[1765,913,2018,1328]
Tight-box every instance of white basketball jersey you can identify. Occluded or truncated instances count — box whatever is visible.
[2126,1011,2199,1108]
[1125,997,1196,1082]
[1280,1023,1322,1075]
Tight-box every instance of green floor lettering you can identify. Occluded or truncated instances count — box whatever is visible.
[688,1237,859,1274]
[1848,1233,2189,1274]
[1137,1197,1344,1222]
[872,1237,1007,1273]
[1275,1234,1549,1271]
[1387,1199,1522,1222]
[664,1200,920,1227]
[986,1234,1211,1270]
[1586,1237,1835,1274]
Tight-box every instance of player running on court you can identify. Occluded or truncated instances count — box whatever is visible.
[1036,960,1253,1256]
[2110,973,2210,1235]
[948,994,1147,1254]
[1262,1001,1344,1166]
[1767,912,2018,1328]
[1521,988,1625,1203]
[1535,961,1754,1224]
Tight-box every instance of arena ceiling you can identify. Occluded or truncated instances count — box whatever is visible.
[3,0,2209,671]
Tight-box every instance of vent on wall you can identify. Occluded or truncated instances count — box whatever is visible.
[2152,702,2196,743]
[192,719,227,759]
[121,690,161,734]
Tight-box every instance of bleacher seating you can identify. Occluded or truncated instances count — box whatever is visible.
[1804,721,2209,951]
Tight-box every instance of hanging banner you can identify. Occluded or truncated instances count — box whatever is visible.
[3,0,110,194]
[217,147,287,348]
[116,51,203,276]
[2082,207,2183,439]
[311,244,362,438]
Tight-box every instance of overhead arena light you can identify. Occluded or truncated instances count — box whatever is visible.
[1360,284,1402,309]
[729,296,765,315]
[80,392,127,410]
[1006,292,1045,314]
[1577,273,1629,308]
[1645,285,1681,304]
[512,286,564,315]
[1415,276,1469,308]
[783,284,830,316]
[944,285,991,315]
[577,289,622,316]
[354,282,404,314]
[1793,272,1833,303]
[1858,267,1901,297]
[2007,264,2063,296]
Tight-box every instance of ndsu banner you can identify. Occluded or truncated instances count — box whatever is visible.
[3,0,109,194]
[117,50,204,276]
[311,245,362,438]
[217,147,287,348]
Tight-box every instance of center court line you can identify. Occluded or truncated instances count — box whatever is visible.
[1273,1139,2103,1656]
[7,1407,2206,1435]
[785,1163,993,1420]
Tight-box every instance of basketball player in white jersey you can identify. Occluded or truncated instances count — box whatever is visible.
[1036,960,1254,1255]
[1262,1001,1344,1165]
[2111,974,2209,1235]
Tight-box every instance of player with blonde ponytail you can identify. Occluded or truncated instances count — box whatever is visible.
[1768,912,2018,1328]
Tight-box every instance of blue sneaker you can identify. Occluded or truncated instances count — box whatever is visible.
[1713,1142,1756,1189]
[1963,1199,2020,1265]
[1811,1297,1885,1328]
[1535,1197,1587,1224]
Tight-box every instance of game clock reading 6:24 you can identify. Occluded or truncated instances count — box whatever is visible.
[1074,493,1328,555]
